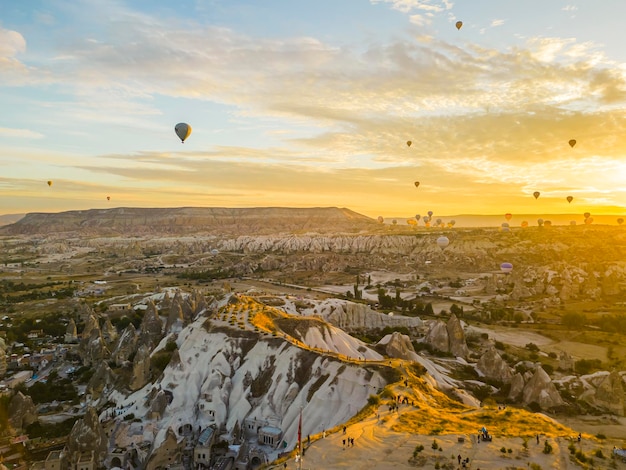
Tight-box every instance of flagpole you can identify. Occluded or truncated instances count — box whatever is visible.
[297,408,303,470]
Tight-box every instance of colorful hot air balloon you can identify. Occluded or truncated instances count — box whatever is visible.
[392,219,397,225]
[407,219,417,226]
[521,221,529,228]
[537,218,544,227]
[583,212,591,219]
[533,191,540,199]
[566,196,573,203]
[618,218,624,225]
[407,141,412,147]
[449,220,456,227]
[584,217,594,225]
[377,216,384,224]
[568,139,576,148]
[415,214,421,221]
[544,220,552,227]
[427,210,433,218]
[47,181,52,187]
[436,218,442,226]
[500,262,513,274]
[414,181,420,188]
[455,21,463,30]
[505,213,512,221]
[175,122,192,143]
[436,236,449,250]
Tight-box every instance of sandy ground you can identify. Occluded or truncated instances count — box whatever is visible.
[278,405,626,470]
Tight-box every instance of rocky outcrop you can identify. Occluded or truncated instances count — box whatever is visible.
[325,302,422,332]
[148,390,171,420]
[424,315,469,359]
[381,332,417,361]
[424,321,449,353]
[146,428,182,470]
[446,314,469,359]
[101,318,118,345]
[82,329,111,366]
[130,344,152,391]
[67,406,108,465]
[8,392,38,430]
[586,371,625,416]
[477,347,512,383]
[558,352,574,371]
[81,314,100,341]
[508,373,525,401]
[111,324,138,366]
[138,301,163,350]
[65,318,78,343]
[521,367,563,409]
[87,362,116,400]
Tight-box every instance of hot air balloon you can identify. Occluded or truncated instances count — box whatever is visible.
[501,222,510,228]
[407,141,412,147]
[568,139,576,148]
[544,220,552,227]
[407,219,417,226]
[537,218,544,227]
[415,214,421,221]
[584,217,593,225]
[505,213,512,221]
[455,21,463,30]
[107,196,110,201]
[414,181,420,188]
[583,212,591,219]
[618,218,624,225]
[436,236,449,250]
[570,220,576,225]
[533,191,540,199]
[392,219,397,225]
[436,218,442,226]
[521,221,529,228]
[449,220,456,227]
[175,122,192,143]
[377,216,384,224]
[423,216,430,224]
[47,181,52,187]
[500,262,513,274]
[566,196,573,203]
[427,210,433,218]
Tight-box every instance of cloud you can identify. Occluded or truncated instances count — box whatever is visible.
[0,127,44,139]
[0,28,26,57]
[490,19,505,27]
[3,1,626,215]
[562,5,578,12]
[371,0,450,14]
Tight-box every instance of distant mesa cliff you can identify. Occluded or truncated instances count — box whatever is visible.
[0,207,378,236]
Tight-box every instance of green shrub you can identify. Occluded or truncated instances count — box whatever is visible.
[543,440,552,454]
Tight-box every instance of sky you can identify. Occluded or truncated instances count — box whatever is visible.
[2,0,626,220]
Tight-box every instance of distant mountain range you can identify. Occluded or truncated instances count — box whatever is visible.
[0,207,623,235]
[0,207,377,236]
[0,213,25,227]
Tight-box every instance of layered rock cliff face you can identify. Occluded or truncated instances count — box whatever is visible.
[0,207,378,236]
